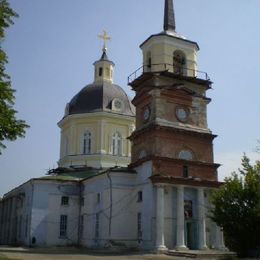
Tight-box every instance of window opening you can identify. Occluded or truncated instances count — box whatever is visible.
[80,197,84,206]
[173,50,186,75]
[97,193,101,204]
[61,196,69,206]
[25,215,28,238]
[137,212,142,240]
[79,215,84,239]
[183,165,189,178]
[146,51,152,70]
[18,216,22,238]
[60,215,68,237]
[179,150,193,160]
[112,132,122,155]
[184,200,193,220]
[106,68,110,77]
[137,191,143,202]
[99,67,103,76]
[64,136,69,156]
[95,213,99,238]
[83,131,91,154]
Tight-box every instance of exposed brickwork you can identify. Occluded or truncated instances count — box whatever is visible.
[130,72,219,184]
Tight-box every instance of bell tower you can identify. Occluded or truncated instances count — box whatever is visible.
[141,0,199,77]
[129,0,219,184]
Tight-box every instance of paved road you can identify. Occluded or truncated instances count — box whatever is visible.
[2,252,190,260]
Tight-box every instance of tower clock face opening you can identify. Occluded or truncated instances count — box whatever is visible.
[176,107,189,122]
[143,106,151,121]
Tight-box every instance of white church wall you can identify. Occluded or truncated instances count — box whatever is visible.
[17,182,33,246]
[30,180,80,247]
[0,180,33,246]
[134,161,156,250]
[81,172,139,248]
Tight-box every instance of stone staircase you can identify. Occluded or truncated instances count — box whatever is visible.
[166,249,236,259]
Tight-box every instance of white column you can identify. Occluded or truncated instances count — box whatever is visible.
[176,185,187,251]
[214,225,226,250]
[197,187,207,250]
[155,184,167,251]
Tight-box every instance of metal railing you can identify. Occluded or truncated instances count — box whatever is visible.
[128,63,209,84]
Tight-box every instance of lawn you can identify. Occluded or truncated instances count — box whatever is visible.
[0,254,20,260]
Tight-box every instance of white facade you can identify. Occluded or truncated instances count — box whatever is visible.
[0,165,225,251]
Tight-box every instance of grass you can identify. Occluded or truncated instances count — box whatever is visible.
[0,254,21,260]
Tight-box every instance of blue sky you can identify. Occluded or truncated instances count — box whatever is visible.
[1,0,259,197]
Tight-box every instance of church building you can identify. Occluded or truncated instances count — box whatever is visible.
[0,0,226,253]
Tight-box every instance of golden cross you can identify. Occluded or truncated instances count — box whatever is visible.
[98,30,111,52]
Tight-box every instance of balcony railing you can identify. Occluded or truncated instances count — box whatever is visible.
[128,63,209,84]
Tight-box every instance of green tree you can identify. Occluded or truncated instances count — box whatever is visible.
[210,155,260,257]
[0,0,29,154]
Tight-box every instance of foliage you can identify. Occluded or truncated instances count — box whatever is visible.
[210,155,260,257]
[0,0,29,154]
[0,254,21,260]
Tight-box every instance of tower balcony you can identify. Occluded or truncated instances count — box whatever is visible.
[128,63,210,86]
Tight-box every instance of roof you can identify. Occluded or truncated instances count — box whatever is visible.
[93,50,115,66]
[2,167,137,199]
[39,166,136,182]
[140,31,200,50]
[67,82,135,117]
[140,0,199,50]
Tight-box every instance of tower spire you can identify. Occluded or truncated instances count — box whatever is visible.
[164,0,176,32]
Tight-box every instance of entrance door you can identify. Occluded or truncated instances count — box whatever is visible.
[185,221,198,250]
[186,222,193,249]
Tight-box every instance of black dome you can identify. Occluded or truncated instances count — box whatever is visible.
[67,82,135,117]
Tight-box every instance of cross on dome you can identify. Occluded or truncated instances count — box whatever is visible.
[98,30,111,53]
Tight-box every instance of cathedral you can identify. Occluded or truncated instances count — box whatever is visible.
[0,0,226,253]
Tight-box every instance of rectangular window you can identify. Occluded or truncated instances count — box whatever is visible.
[137,212,142,239]
[184,200,193,219]
[80,197,84,206]
[183,165,188,178]
[97,193,101,204]
[25,215,28,238]
[137,191,143,202]
[18,215,22,238]
[95,213,99,238]
[79,215,84,239]
[61,196,69,206]
[60,215,67,237]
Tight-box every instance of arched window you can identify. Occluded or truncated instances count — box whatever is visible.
[139,150,147,159]
[99,67,103,76]
[146,51,152,70]
[178,150,193,160]
[105,68,110,77]
[112,132,122,156]
[173,50,186,75]
[83,131,91,154]
[64,136,69,156]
